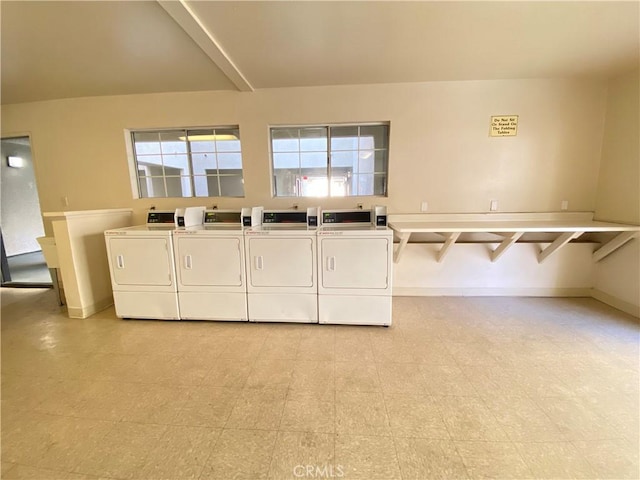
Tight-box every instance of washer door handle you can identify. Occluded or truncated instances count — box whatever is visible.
[116,255,125,269]
[327,256,336,271]
[184,255,192,270]
[255,255,264,270]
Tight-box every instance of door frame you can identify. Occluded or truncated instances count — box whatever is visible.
[0,134,52,288]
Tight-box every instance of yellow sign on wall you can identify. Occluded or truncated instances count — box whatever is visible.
[490,115,518,137]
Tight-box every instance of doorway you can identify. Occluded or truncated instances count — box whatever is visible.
[0,136,51,287]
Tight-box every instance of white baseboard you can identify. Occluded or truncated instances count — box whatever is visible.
[66,297,114,319]
[591,289,640,318]
[393,287,591,297]
[392,287,639,318]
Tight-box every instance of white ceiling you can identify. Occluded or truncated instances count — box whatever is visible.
[2,1,638,104]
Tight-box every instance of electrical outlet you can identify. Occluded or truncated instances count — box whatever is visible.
[561,200,568,211]
[490,200,498,211]
[420,201,428,212]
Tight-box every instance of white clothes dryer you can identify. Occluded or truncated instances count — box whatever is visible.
[317,208,393,326]
[105,211,180,320]
[173,210,248,321]
[244,209,318,323]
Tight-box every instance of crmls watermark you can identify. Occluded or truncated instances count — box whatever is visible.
[293,464,345,478]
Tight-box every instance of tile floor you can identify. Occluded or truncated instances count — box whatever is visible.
[1,288,638,479]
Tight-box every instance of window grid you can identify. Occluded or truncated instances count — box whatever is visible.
[131,127,244,198]
[271,123,389,198]
[330,126,387,196]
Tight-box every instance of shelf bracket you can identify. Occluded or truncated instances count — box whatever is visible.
[491,232,523,262]
[538,231,583,264]
[437,232,461,263]
[394,232,411,263]
[592,231,638,262]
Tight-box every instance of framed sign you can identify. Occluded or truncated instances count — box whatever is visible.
[490,115,518,137]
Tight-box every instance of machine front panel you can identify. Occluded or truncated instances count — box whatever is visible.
[147,211,176,225]
[322,210,371,225]
[247,293,317,322]
[176,237,243,287]
[204,211,242,224]
[320,238,389,289]
[319,295,392,326]
[263,211,307,224]
[248,238,314,288]
[108,237,173,286]
[113,291,179,319]
[178,292,247,321]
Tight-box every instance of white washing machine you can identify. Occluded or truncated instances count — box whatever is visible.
[173,210,248,321]
[105,210,180,320]
[244,209,318,323]
[317,208,393,326]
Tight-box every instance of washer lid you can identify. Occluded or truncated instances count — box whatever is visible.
[105,224,175,236]
[174,224,244,235]
[318,225,392,236]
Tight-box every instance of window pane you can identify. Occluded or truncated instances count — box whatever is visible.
[192,153,216,175]
[272,129,300,152]
[301,152,327,169]
[331,151,357,169]
[274,169,299,196]
[138,175,149,198]
[192,176,218,197]
[374,150,388,173]
[188,129,215,153]
[162,154,190,176]
[218,152,243,170]
[181,176,193,197]
[165,176,191,197]
[330,126,358,150]
[207,176,222,197]
[360,125,389,149]
[300,175,328,197]
[133,132,161,155]
[219,175,245,197]
[273,152,300,169]
[330,175,349,197]
[299,128,327,152]
[359,136,374,151]
[139,177,167,198]
[159,131,188,154]
[136,157,164,176]
[374,174,387,195]
[358,150,375,173]
[356,174,374,196]
[193,176,207,197]
[215,128,241,152]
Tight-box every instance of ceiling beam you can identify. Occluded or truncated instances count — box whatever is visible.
[157,0,254,92]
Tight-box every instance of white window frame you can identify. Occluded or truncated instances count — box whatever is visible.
[269,122,390,198]
[125,126,245,199]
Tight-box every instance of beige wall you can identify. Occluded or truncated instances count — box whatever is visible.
[4,77,638,312]
[1,79,607,222]
[593,69,640,315]
[595,69,640,224]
